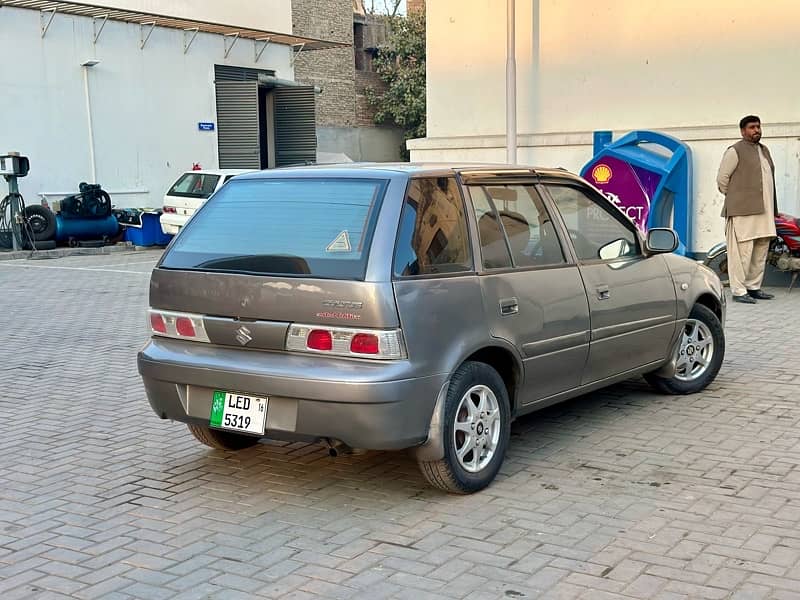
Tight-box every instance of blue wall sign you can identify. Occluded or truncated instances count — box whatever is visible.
[198,122,215,131]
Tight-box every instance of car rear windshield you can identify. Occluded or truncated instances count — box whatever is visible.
[167,173,221,198]
[160,177,388,280]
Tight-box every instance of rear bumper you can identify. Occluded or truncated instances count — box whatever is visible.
[137,338,447,450]
[159,213,188,235]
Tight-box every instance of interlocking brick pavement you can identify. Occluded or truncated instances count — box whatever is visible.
[1,251,800,599]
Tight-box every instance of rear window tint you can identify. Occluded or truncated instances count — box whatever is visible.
[167,173,221,198]
[161,178,387,280]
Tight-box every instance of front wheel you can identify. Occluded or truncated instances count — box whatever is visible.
[186,423,261,450]
[418,361,510,494]
[645,304,725,395]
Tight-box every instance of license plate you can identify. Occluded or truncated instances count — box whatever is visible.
[209,390,268,435]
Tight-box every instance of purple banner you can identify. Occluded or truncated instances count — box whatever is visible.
[584,156,661,232]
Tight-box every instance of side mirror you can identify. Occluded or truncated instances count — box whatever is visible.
[646,228,679,254]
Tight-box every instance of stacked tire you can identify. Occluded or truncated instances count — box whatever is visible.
[23,205,57,242]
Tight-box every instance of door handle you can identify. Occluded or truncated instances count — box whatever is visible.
[597,285,610,300]
[499,297,519,316]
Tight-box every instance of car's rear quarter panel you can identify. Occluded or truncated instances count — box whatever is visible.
[393,276,495,378]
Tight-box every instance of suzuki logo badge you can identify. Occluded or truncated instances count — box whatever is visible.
[235,325,253,346]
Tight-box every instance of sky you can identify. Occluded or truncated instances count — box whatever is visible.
[365,0,406,16]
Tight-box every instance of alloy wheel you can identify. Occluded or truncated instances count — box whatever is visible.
[453,384,501,473]
[675,318,715,382]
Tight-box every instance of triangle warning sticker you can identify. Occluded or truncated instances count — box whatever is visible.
[326,230,352,253]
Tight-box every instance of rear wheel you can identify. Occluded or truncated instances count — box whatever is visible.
[418,361,510,494]
[186,423,261,450]
[645,304,725,394]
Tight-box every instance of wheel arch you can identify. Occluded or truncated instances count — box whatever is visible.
[461,345,523,414]
[646,298,725,394]
[694,292,724,323]
[411,341,522,464]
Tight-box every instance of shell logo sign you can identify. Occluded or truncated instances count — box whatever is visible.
[591,164,613,185]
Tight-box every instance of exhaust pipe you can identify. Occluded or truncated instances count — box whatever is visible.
[324,438,351,457]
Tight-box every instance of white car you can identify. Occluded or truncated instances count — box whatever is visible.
[160,169,252,235]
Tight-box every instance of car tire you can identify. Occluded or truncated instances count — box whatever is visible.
[645,304,725,395]
[186,423,261,450]
[705,252,729,286]
[418,361,510,494]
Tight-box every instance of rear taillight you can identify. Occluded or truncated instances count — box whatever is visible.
[350,333,379,355]
[175,317,196,337]
[147,309,209,342]
[286,325,405,360]
[307,329,333,351]
[162,206,177,213]
[150,312,167,334]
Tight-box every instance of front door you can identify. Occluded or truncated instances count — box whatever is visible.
[465,181,591,404]
[542,182,677,384]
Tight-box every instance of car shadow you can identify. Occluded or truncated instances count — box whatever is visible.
[154,377,684,501]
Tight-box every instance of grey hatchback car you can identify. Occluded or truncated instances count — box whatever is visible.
[138,164,725,493]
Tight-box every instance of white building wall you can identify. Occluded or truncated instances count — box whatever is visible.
[409,0,800,254]
[0,6,292,208]
[90,0,293,36]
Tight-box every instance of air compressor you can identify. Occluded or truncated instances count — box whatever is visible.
[48,182,119,243]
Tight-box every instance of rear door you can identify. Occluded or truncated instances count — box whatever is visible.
[541,180,677,384]
[163,172,222,217]
[154,175,399,350]
[464,178,590,404]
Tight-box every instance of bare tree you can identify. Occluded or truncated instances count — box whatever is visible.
[368,0,404,16]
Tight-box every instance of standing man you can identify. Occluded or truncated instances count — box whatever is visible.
[716,115,777,303]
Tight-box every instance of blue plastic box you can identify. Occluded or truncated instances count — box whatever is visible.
[124,211,173,246]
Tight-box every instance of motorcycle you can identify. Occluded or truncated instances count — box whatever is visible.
[704,212,800,290]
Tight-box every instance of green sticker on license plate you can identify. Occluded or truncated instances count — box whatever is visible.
[210,390,268,435]
[210,391,226,427]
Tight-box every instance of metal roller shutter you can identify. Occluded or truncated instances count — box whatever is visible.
[274,86,317,167]
[215,81,261,169]
[214,65,274,82]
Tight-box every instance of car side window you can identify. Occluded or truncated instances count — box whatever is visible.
[469,184,565,269]
[393,177,472,277]
[545,184,640,261]
[468,186,512,269]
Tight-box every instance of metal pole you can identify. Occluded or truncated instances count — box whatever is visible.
[7,175,22,251]
[83,65,97,183]
[506,0,517,164]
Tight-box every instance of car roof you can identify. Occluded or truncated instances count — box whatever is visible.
[179,169,254,176]
[234,162,583,181]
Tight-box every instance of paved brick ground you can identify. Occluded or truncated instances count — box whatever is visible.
[1,251,800,599]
